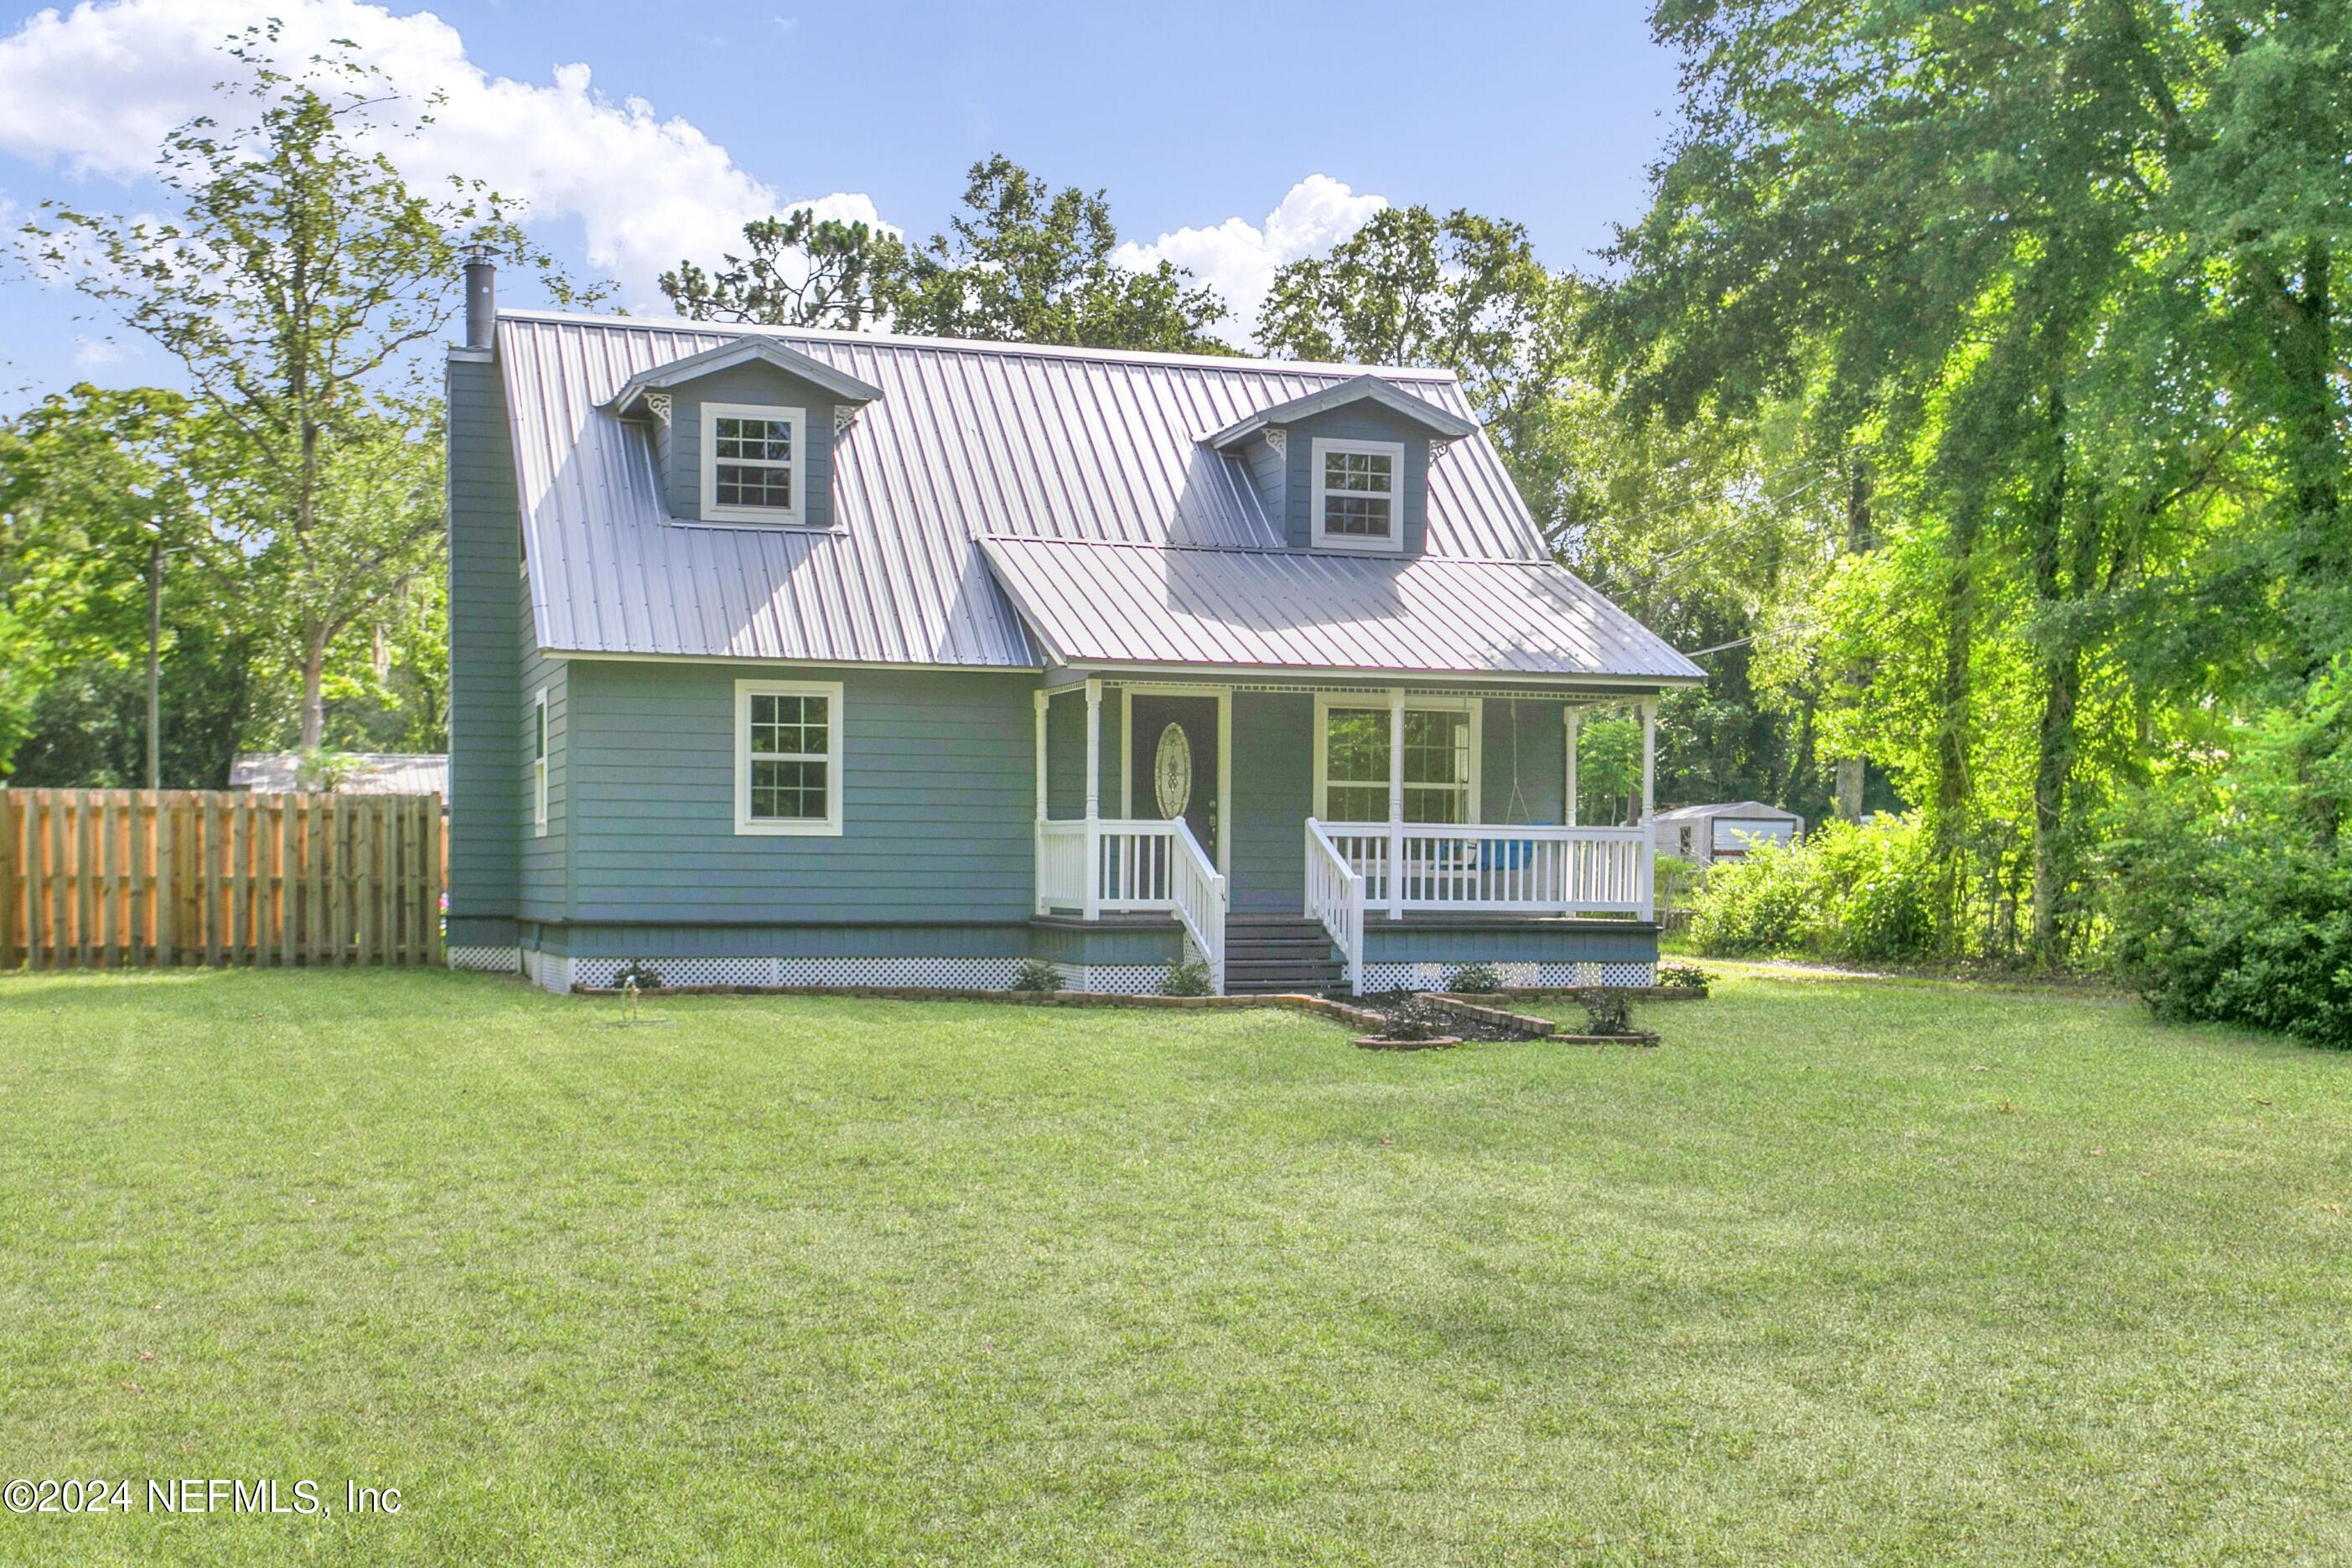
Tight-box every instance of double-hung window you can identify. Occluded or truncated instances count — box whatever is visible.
[531,688,549,835]
[1310,437,1405,552]
[734,678,843,836]
[1315,697,1476,823]
[701,402,805,522]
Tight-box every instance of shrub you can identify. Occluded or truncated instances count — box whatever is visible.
[1443,961,1503,994]
[1687,836,1811,955]
[614,958,664,991]
[1579,992,1636,1036]
[1656,962,1710,991]
[1687,813,1940,964]
[1161,958,1212,996]
[1009,959,1066,993]
[2107,666,2352,1048]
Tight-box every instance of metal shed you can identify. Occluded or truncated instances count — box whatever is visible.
[1652,801,1805,867]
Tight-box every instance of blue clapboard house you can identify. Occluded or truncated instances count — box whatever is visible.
[443,256,1702,994]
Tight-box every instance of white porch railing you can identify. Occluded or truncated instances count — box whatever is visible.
[1036,817,1226,992]
[1303,818,1366,996]
[1318,822,1651,919]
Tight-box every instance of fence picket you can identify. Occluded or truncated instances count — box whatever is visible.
[0,789,443,972]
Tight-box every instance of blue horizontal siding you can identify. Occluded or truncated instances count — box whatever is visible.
[567,660,1039,923]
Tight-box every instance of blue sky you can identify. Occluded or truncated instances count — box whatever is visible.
[0,0,1681,399]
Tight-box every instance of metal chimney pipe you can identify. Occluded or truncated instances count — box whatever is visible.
[462,244,496,351]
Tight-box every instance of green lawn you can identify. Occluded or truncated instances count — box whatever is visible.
[0,970,2346,1565]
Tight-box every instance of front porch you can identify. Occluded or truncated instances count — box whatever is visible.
[1031,677,1663,995]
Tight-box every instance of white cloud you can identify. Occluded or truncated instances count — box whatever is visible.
[0,0,883,305]
[72,334,127,365]
[1117,176,1389,349]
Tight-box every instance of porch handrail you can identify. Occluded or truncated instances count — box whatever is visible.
[1318,820,1649,917]
[1035,816,1226,992]
[1303,817,1366,996]
[1166,818,1227,996]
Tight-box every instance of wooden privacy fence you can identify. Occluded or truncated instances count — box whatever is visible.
[0,790,443,971]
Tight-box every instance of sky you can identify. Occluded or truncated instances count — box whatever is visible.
[0,0,1684,400]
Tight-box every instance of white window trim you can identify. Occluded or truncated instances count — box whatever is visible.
[700,401,807,524]
[1308,437,1407,554]
[734,677,844,837]
[1312,693,1480,824]
[531,686,549,836]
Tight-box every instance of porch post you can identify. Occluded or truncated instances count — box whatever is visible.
[1639,697,1657,922]
[1033,689,1049,916]
[1563,707,1580,826]
[1387,686,1405,921]
[1083,679,1102,920]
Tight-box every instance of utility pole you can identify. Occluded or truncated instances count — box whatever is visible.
[146,535,163,790]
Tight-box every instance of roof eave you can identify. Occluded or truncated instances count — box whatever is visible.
[1201,374,1480,451]
[603,336,885,416]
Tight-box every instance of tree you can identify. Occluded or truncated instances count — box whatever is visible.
[1258,206,1553,437]
[660,209,909,329]
[1587,0,2334,965]
[0,386,256,784]
[26,23,596,748]
[889,155,1230,351]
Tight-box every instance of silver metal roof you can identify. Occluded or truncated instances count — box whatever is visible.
[1652,800,1803,821]
[978,537,1704,682]
[494,312,1687,679]
[231,753,450,796]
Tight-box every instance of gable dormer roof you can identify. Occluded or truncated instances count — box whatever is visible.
[1199,372,1480,452]
[602,335,885,418]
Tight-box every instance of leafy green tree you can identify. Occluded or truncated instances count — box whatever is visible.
[661,209,909,329]
[0,386,266,784]
[890,155,1230,351]
[25,24,594,749]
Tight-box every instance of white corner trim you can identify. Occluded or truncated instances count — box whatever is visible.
[1261,427,1287,458]
[1308,436,1407,554]
[832,404,861,435]
[643,391,672,427]
[699,401,807,525]
[733,676,845,836]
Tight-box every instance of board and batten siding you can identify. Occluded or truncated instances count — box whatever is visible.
[445,351,521,939]
[654,361,838,530]
[565,660,1038,924]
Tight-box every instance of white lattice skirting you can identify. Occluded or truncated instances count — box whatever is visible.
[1360,960,1657,992]
[446,944,520,975]
[522,949,573,993]
[545,955,1185,996]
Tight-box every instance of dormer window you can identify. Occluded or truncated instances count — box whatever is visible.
[1311,437,1404,553]
[702,402,805,522]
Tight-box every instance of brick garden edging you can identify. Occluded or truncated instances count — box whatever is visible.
[1420,995,1558,1038]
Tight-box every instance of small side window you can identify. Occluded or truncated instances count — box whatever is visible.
[532,688,549,836]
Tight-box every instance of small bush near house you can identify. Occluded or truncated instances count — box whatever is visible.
[1443,962,1503,994]
[1009,959,1066,993]
[1658,962,1710,991]
[1688,814,1940,964]
[1579,992,1637,1036]
[1161,959,1212,996]
[614,958,664,991]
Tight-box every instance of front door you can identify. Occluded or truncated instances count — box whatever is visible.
[1127,695,1219,862]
